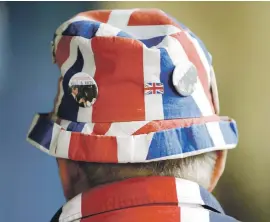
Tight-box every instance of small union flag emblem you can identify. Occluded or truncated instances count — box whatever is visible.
[144,82,164,95]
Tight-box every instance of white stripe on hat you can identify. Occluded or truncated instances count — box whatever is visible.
[59,119,72,129]
[185,31,211,87]
[78,38,96,78]
[107,9,137,30]
[132,133,154,162]
[49,124,62,155]
[116,133,153,163]
[56,131,71,158]
[175,178,205,206]
[123,25,181,40]
[206,121,226,147]
[159,36,213,116]
[82,123,95,134]
[61,37,78,76]
[192,80,213,116]
[59,193,82,222]
[180,207,210,222]
[105,121,149,136]
[143,45,164,120]
[96,23,121,37]
[156,35,186,62]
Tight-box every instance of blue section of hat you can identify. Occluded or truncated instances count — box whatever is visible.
[62,20,101,39]
[146,123,214,160]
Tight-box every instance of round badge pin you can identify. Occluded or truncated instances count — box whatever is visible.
[68,72,98,108]
[172,62,198,97]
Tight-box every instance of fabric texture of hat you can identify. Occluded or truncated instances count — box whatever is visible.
[27,9,238,163]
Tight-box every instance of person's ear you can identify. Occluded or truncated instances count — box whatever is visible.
[208,150,228,192]
[57,158,74,200]
[57,158,69,190]
[57,158,89,200]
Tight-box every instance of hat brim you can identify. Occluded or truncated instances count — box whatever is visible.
[27,113,238,163]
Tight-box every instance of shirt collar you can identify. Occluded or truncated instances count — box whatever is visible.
[56,176,224,222]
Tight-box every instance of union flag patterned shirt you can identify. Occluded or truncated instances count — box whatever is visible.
[51,176,239,222]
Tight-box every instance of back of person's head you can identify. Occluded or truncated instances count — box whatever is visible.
[27,9,238,201]
[59,150,219,199]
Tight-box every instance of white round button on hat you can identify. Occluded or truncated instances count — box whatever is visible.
[68,72,98,107]
[172,62,198,96]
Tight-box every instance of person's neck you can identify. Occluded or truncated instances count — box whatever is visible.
[65,170,153,201]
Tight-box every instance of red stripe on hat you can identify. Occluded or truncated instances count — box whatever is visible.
[133,115,220,135]
[68,133,118,162]
[78,10,111,23]
[92,123,111,135]
[171,32,214,112]
[128,9,173,26]
[81,206,181,222]
[55,36,73,68]
[91,37,145,122]
[81,177,178,218]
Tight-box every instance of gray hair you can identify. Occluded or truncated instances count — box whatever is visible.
[77,151,217,189]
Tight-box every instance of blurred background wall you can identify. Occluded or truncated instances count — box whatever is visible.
[0,2,98,222]
[0,2,269,222]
